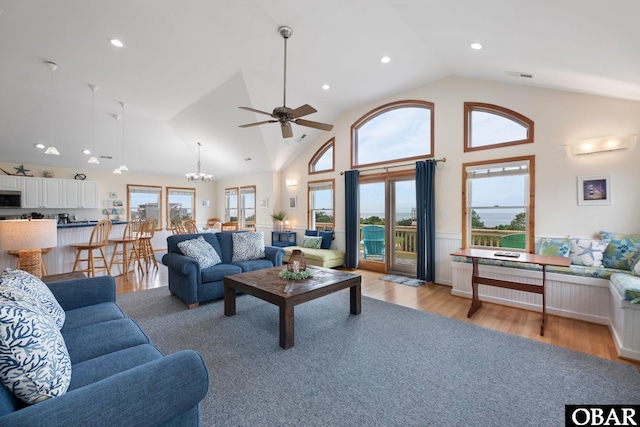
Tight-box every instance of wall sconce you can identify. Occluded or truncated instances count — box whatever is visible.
[285,178,299,187]
[571,134,636,155]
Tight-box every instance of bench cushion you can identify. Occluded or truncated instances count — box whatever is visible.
[284,246,345,268]
[610,273,640,303]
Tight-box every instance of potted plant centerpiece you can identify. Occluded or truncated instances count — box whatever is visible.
[271,211,286,231]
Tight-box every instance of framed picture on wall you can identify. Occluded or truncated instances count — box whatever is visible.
[289,196,297,209]
[577,174,611,205]
[260,198,268,208]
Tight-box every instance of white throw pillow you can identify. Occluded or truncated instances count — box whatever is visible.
[1,268,65,329]
[0,293,71,404]
[569,238,610,267]
[177,236,222,268]
[232,232,265,262]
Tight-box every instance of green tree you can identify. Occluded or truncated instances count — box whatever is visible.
[315,211,333,224]
[509,212,526,231]
[471,210,485,229]
[360,215,384,225]
[397,218,413,226]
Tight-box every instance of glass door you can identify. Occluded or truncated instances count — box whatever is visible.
[358,174,417,275]
[358,181,386,272]
[389,178,416,275]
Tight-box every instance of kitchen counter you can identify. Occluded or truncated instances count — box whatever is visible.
[57,220,128,228]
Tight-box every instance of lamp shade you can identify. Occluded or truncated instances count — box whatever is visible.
[0,219,58,251]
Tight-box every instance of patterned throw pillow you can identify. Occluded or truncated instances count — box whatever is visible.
[631,257,640,277]
[177,236,222,268]
[538,238,570,257]
[1,268,65,329]
[0,296,71,404]
[301,236,323,249]
[599,231,640,270]
[232,232,265,262]
[569,238,611,267]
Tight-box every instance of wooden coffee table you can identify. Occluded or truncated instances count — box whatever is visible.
[224,266,361,349]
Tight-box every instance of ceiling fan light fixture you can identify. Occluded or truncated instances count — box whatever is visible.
[238,25,333,139]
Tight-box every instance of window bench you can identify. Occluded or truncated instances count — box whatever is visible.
[451,256,640,361]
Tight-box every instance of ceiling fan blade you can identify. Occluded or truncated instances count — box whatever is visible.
[238,106,274,117]
[239,120,277,128]
[294,118,334,132]
[281,123,293,138]
[289,104,317,118]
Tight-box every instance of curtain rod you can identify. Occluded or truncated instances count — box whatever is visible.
[340,157,446,175]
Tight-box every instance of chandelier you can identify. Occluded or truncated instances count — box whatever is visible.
[185,142,213,182]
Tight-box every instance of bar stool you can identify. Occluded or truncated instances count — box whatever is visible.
[109,220,142,277]
[71,219,113,277]
[137,217,158,272]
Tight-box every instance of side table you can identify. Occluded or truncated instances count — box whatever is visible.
[271,231,297,247]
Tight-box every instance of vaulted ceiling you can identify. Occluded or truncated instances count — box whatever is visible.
[1,0,638,179]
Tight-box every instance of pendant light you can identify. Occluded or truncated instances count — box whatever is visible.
[87,84,100,164]
[44,61,60,156]
[112,114,122,174]
[118,101,128,171]
[185,142,213,182]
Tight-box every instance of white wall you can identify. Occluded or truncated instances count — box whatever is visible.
[279,76,640,246]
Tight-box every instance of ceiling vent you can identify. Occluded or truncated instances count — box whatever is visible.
[99,155,113,160]
[506,71,534,79]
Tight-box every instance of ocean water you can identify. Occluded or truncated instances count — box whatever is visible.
[477,211,521,228]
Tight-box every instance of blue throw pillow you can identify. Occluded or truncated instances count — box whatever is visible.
[305,230,333,249]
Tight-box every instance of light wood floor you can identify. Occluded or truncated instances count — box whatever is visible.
[115,266,640,372]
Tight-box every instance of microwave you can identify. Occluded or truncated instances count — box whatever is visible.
[0,190,22,208]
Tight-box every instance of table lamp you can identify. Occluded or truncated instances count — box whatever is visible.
[0,219,58,278]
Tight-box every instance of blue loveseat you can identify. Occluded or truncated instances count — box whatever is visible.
[162,231,285,308]
[0,275,208,426]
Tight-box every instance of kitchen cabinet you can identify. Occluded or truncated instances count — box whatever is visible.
[62,180,98,208]
[21,177,98,209]
[22,178,63,209]
[0,176,20,191]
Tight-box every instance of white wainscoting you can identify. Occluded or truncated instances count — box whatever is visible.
[435,232,462,286]
[451,261,611,325]
[609,284,640,361]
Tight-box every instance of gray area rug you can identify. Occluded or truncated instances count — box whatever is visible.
[117,287,640,426]
[379,274,425,287]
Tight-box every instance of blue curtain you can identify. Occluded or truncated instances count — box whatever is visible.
[344,170,360,269]
[416,160,436,282]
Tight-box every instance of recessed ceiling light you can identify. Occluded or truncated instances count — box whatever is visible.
[380,56,391,64]
[34,143,45,149]
[82,149,91,155]
[322,84,330,90]
[108,38,125,48]
[470,42,483,50]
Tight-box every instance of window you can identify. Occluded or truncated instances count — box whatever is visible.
[166,187,195,229]
[464,103,534,152]
[225,186,256,229]
[239,186,256,229]
[225,188,238,223]
[351,100,434,168]
[309,138,334,174]
[308,179,334,231]
[127,185,162,229]
[462,156,535,251]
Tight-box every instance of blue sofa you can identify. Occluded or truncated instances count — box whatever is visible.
[0,275,209,426]
[162,231,285,308]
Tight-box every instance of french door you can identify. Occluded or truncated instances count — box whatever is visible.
[358,172,416,275]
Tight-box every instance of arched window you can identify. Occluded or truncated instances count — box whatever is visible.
[464,103,534,152]
[351,100,434,168]
[309,138,334,174]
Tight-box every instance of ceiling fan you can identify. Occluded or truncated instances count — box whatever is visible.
[238,26,333,139]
